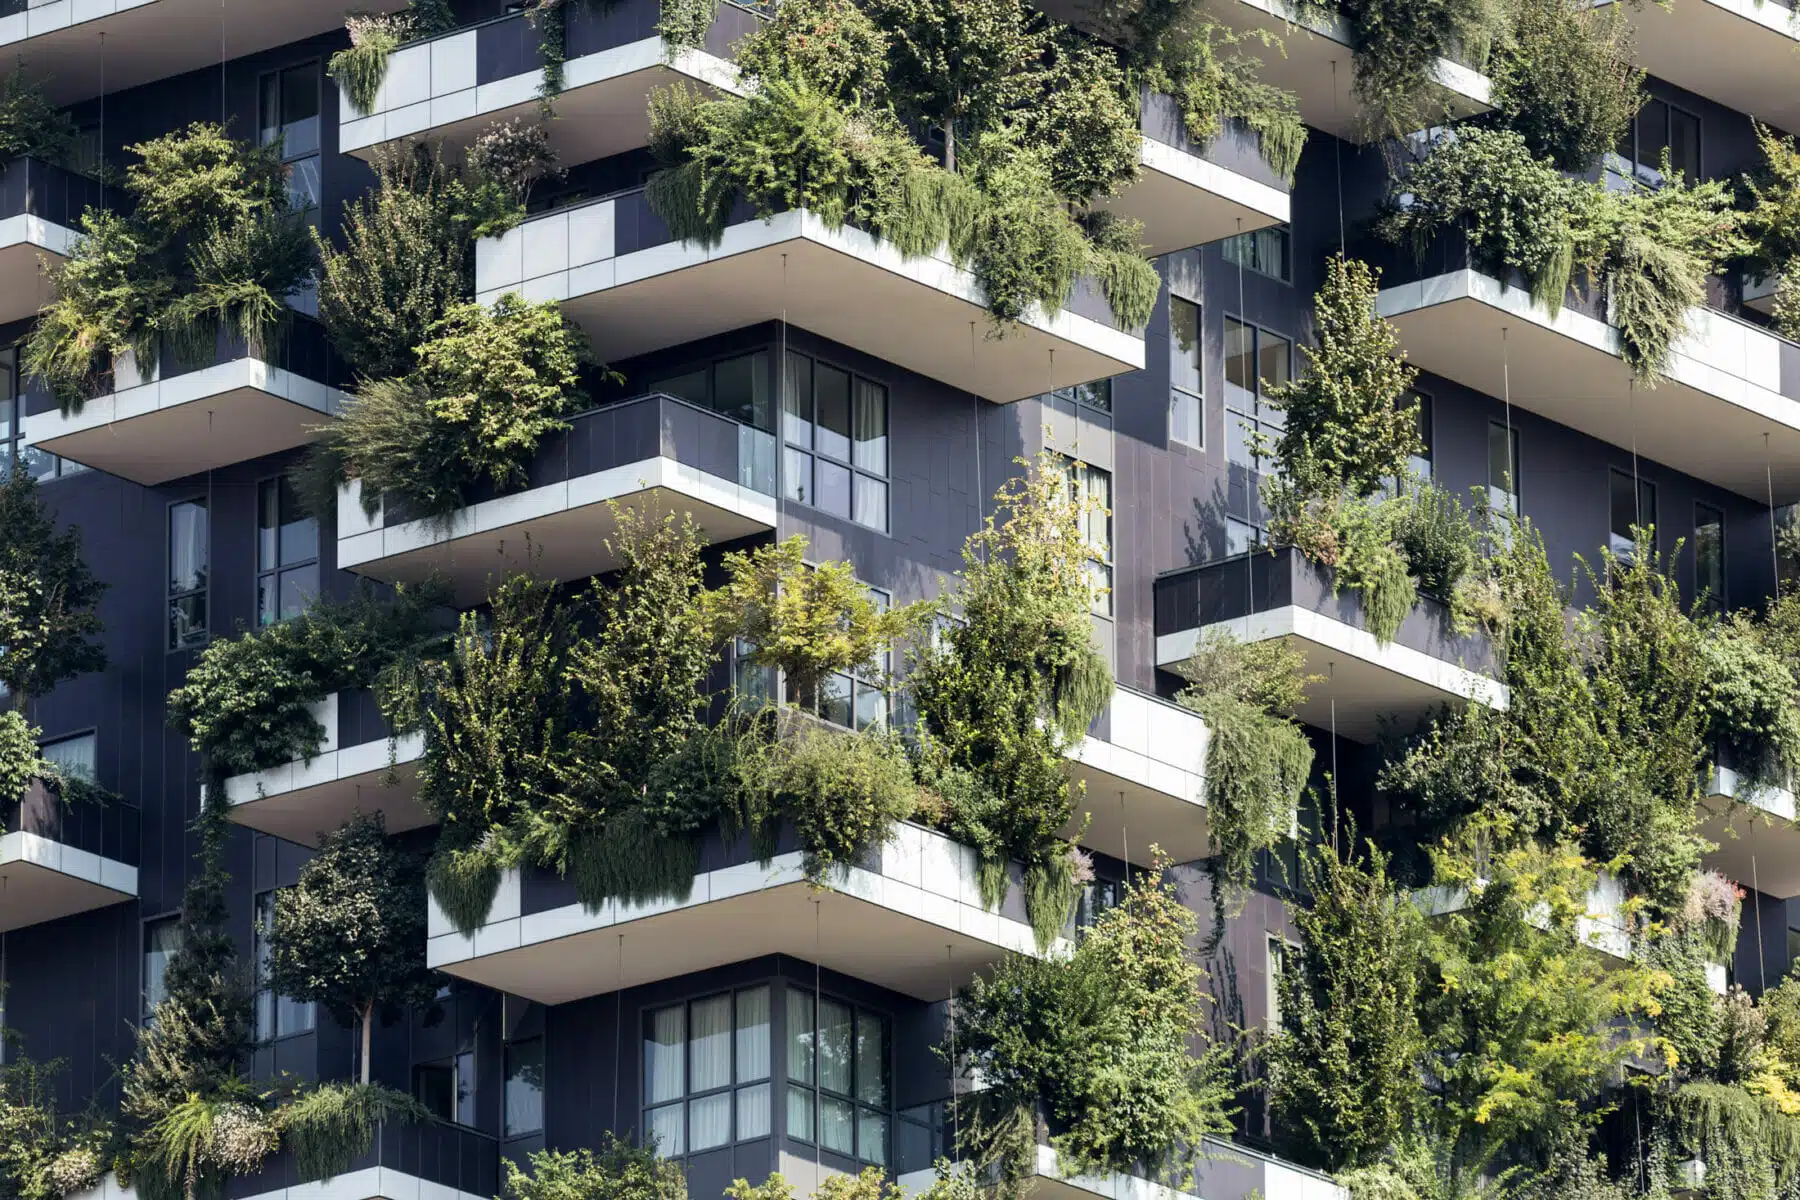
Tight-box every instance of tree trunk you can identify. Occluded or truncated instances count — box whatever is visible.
[943,120,955,173]
[361,1001,374,1085]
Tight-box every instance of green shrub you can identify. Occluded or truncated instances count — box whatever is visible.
[1393,482,1476,602]
[761,724,918,878]
[1327,0,1507,141]
[0,68,77,164]
[506,1136,687,1200]
[1489,0,1641,172]
[275,1083,429,1184]
[328,14,406,117]
[1700,617,1800,791]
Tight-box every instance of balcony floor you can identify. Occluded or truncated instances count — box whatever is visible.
[1159,607,1506,742]
[1378,269,1800,502]
[0,832,137,933]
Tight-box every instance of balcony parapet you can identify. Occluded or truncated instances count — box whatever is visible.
[0,778,138,932]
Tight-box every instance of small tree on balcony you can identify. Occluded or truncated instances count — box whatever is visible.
[0,470,107,710]
[266,812,439,1084]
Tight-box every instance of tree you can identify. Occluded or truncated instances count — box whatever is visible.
[867,0,1044,171]
[266,812,439,1083]
[0,470,107,708]
[505,1136,687,1200]
[1263,254,1420,502]
[1268,835,1426,1172]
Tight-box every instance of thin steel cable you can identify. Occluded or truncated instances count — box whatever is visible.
[1754,855,1768,993]
[1234,217,1253,644]
[946,944,958,1158]
[1331,60,1345,252]
[1767,432,1780,592]
[814,898,824,1185]
[613,933,623,1133]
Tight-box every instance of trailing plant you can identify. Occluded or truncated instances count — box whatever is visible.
[1267,831,1426,1172]
[1310,0,1506,142]
[950,855,1235,1189]
[0,1050,113,1200]
[1267,488,1418,644]
[1700,614,1800,793]
[753,722,918,878]
[140,1088,277,1200]
[165,581,449,782]
[1173,630,1315,899]
[26,123,312,411]
[0,68,77,166]
[1488,0,1641,172]
[505,1136,688,1200]
[909,456,1112,947]
[0,469,107,707]
[1665,1080,1800,1200]
[328,2,463,117]
[310,294,598,523]
[1682,869,1745,966]
[273,1082,430,1185]
[266,814,439,1084]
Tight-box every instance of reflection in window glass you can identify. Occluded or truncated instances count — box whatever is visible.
[254,891,315,1042]
[257,477,318,626]
[783,351,887,530]
[1487,421,1520,512]
[168,499,209,649]
[1695,503,1725,612]
[1223,318,1290,471]
[786,990,890,1164]
[504,1038,545,1137]
[1609,468,1656,551]
[40,732,96,781]
[142,917,182,1021]
[1170,297,1202,448]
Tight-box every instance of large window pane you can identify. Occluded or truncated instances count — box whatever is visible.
[818,999,852,1094]
[142,917,182,1021]
[1259,331,1291,397]
[504,1038,545,1136]
[737,987,771,1082]
[815,365,852,462]
[40,733,96,781]
[649,1103,686,1157]
[1223,318,1254,400]
[858,1110,889,1166]
[1170,298,1201,396]
[690,995,732,1092]
[169,500,208,594]
[816,460,851,519]
[784,352,814,448]
[853,380,887,474]
[821,1096,855,1155]
[854,475,888,531]
[855,1013,887,1106]
[1487,422,1519,502]
[1695,504,1725,611]
[1670,108,1701,180]
[738,1083,771,1139]
[646,1005,685,1104]
[783,449,813,505]
[787,1084,814,1143]
[715,352,770,430]
[654,368,710,407]
[786,990,814,1085]
[689,1093,730,1151]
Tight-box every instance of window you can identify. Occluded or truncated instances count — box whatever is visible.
[1266,936,1291,1032]
[1608,468,1656,556]
[1487,421,1520,514]
[812,584,892,731]
[257,477,318,626]
[1615,97,1701,185]
[783,352,888,531]
[1046,380,1111,414]
[504,1037,546,1137]
[1222,226,1291,282]
[645,986,772,1157]
[253,891,314,1042]
[1169,297,1202,448]
[1406,391,1433,481]
[1223,318,1290,471]
[1695,503,1726,612]
[0,347,81,481]
[39,732,96,783]
[416,1052,476,1125]
[259,62,321,211]
[650,350,775,431]
[786,991,890,1166]
[1059,457,1113,618]
[1226,516,1262,557]
[142,917,182,1022]
[168,498,209,650]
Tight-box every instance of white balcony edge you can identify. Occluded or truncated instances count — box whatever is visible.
[899,1145,1204,1200]
[338,26,739,153]
[1155,606,1508,710]
[336,455,777,573]
[66,1166,490,1200]
[1707,764,1799,824]
[427,822,1063,970]
[0,211,75,257]
[1414,870,1631,960]
[477,206,1146,372]
[0,829,138,897]
[1377,269,1800,434]
[23,357,345,444]
[1227,0,1491,107]
[219,694,426,810]
[1138,136,1291,225]
[1070,688,1208,810]
[0,0,158,48]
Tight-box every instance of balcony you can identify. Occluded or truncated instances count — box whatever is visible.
[0,158,115,323]
[1103,95,1289,257]
[339,392,778,604]
[475,190,1146,404]
[1067,687,1210,866]
[1153,547,1505,742]
[218,690,426,849]
[1414,869,1633,962]
[1701,764,1800,899]
[1,0,402,106]
[339,0,757,162]
[1370,235,1800,502]
[428,822,1061,1005]
[67,1118,495,1200]
[1609,0,1800,136]
[23,319,346,486]
[1,780,138,933]
[899,1141,1201,1200]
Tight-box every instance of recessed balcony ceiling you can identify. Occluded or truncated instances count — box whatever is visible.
[0,831,137,933]
[1614,0,1800,137]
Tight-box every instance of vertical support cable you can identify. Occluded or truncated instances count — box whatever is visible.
[613,933,624,1133]
[1767,432,1780,593]
[945,944,957,1162]
[1754,855,1769,994]
[1331,60,1345,253]
[813,897,823,1187]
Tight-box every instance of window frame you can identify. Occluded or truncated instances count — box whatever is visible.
[140,912,183,1025]
[167,495,210,652]
[783,986,894,1167]
[252,888,316,1044]
[503,1035,547,1139]
[1487,420,1521,514]
[1615,96,1702,186]
[1056,455,1113,618]
[1168,295,1203,449]
[1607,467,1657,556]
[643,984,775,1159]
[1222,225,1292,284]
[781,349,890,532]
[1222,315,1292,473]
[255,474,321,627]
[1694,501,1727,613]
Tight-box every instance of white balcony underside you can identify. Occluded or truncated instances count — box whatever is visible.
[3,0,403,105]
[0,213,73,322]
[1615,0,1800,135]
[1204,0,1491,139]
[1067,689,1211,866]
[479,207,1145,403]
[340,34,739,163]
[900,1146,1204,1200]
[1378,270,1800,502]
[25,360,345,486]
[0,831,136,933]
[337,459,777,603]
[223,737,427,849]
[1702,767,1800,898]
[1105,138,1290,257]
[428,825,1060,1005]
[1157,608,1506,743]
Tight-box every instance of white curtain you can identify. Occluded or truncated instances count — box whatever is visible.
[689,1092,730,1151]
[819,999,852,1094]
[737,987,770,1082]
[691,994,731,1092]
[737,1082,771,1139]
[786,990,814,1084]
[645,1005,684,1104]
